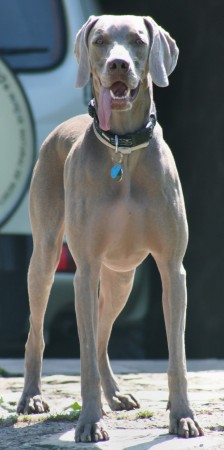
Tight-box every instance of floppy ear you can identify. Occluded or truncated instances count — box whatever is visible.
[74,15,99,88]
[144,17,179,87]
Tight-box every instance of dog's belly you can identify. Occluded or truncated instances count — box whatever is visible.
[103,249,149,272]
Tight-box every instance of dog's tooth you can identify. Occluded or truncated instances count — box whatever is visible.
[110,89,130,100]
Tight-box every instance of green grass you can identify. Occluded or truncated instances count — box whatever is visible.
[115,408,154,421]
[136,409,153,419]
[0,368,10,378]
[0,367,21,378]
[0,401,82,427]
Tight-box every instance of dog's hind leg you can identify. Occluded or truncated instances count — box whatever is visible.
[98,265,140,411]
[17,144,65,414]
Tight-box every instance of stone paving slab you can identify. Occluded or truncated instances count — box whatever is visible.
[0,360,224,449]
[30,429,224,449]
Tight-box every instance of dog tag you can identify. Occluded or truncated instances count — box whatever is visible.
[110,164,123,181]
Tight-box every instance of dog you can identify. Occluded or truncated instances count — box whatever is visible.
[17,15,203,442]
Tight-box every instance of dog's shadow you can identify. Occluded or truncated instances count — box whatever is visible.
[123,433,206,449]
[123,436,176,450]
[66,428,204,449]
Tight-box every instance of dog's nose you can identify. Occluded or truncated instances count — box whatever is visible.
[109,58,130,73]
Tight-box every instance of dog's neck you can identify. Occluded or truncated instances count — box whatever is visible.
[89,100,156,155]
[94,81,153,136]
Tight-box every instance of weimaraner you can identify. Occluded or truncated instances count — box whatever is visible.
[17,15,203,442]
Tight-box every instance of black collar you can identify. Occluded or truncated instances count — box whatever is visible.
[88,99,156,150]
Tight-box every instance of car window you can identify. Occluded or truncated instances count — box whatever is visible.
[0,0,66,71]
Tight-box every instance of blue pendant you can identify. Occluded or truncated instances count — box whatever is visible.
[110,164,123,181]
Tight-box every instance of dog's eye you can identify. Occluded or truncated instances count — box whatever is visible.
[94,36,104,45]
[135,37,145,46]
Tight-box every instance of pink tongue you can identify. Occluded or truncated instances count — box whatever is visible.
[98,86,111,131]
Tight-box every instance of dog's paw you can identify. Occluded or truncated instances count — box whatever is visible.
[17,394,50,415]
[75,419,109,442]
[108,391,140,411]
[169,414,204,438]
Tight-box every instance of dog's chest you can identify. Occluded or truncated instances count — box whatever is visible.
[65,138,180,267]
[94,195,150,270]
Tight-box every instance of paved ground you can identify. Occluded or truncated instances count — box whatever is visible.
[0,359,224,449]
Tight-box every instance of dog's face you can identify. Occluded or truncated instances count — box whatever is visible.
[88,16,150,115]
[75,15,179,130]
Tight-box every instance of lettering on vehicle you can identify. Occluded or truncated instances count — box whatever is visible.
[0,58,35,226]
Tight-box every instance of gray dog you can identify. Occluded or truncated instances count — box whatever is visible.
[17,15,203,442]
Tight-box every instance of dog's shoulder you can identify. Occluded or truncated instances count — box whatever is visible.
[50,114,92,144]
[39,114,93,162]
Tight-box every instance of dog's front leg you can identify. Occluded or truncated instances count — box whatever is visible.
[158,261,203,438]
[74,263,109,443]
[17,156,65,415]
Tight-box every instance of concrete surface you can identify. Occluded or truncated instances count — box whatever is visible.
[0,359,224,449]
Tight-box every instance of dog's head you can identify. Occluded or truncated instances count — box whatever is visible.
[75,15,178,130]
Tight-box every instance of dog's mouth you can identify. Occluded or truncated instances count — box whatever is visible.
[110,81,139,103]
[97,82,140,131]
